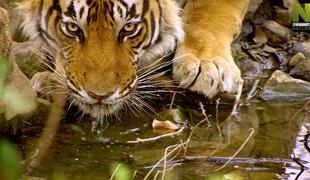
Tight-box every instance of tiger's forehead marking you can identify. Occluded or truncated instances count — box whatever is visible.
[61,0,142,29]
[120,0,139,7]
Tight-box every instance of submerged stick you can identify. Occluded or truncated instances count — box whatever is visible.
[232,79,243,115]
[143,140,189,180]
[144,156,298,169]
[127,124,186,144]
[246,79,260,100]
[213,128,255,171]
[220,79,244,128]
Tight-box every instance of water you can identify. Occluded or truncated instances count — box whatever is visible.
[18,99,310,179]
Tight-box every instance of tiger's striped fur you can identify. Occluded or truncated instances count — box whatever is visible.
[18,0,250,119]
[18,0,184,118]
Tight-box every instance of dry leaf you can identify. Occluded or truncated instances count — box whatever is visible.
[152,119,179,130]
[263,45,278,53]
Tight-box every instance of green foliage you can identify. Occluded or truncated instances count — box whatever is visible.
[1,89,29,114]
[206,171,244,180]
[110,164,131,180]
[0,56,9,85]
[0,139,21,180]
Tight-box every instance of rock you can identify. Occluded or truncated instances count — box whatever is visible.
[1,60,38,121]
[232,44,262,77]
[274,6,291,27]
[261,20,292,45]
[261,70,310,102]
[283,0,298,11]
[289,53,310,82]
[293,41,310,58]
[0,7,12,57]
[289,52,306,66]
[246,0,264,18]
[8,6,24,42]
[232,44,263,92]
[0,98,50,137]
[0,0,25,42]
[253,28,268,45]
[10,41,45,78]
[0,6,37,121]
[0,6,42,136]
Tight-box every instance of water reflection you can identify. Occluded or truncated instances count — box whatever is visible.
[285,122,310,179]
[18,100,310,179]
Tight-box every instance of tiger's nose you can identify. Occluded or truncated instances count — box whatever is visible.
[87,91,113,101]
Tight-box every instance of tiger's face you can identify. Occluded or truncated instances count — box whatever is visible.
[19,0,183,118]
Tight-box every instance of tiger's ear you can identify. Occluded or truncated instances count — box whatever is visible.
[16,0,40,40]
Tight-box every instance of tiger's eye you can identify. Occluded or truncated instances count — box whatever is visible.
[123,23,136,32]
[66,22,79,32]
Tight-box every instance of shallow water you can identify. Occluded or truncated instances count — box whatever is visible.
[19,99,309,179]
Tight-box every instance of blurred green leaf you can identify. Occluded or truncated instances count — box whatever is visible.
[0,56,9,86]
[0,56,29,113]
[0,139,21,180]
[206,171,244,180]
[110,164,131,180]
[1,89,28,113]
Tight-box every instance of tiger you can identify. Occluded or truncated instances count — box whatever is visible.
[17,0,250,119]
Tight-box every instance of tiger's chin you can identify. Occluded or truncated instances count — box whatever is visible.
[72,98,124,119]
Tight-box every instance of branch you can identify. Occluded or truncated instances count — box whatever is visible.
[127,125,186,144]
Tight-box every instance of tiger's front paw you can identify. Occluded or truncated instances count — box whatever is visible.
[173,54,242,98]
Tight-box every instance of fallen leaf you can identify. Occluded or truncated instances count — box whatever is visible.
[263,45,278,53]
[152,119,179,130]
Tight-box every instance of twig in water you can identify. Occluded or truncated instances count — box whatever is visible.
[169,92,177,110]
[182,156,296,165]
[153,171,160,180]
[144,157,299,169]
[199,102,207,118]
[132,170,138,179]
[207,99,223,157]
[246,79,260,100]
[127,125,186,144]
[213,128,255,171]
[183,104,211,155]
[144,113,211,179]
[231,79,243,115]
[215,99,222,140]
[23,91,66,176]
[161,143,182,180]
[158,166,177,180]
[110,164,122,180]
[29,149,39,159]
[143,140,189,180]
[220,80,243,128]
